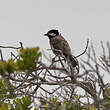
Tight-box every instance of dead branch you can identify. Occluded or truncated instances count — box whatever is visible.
[76,39,89,58]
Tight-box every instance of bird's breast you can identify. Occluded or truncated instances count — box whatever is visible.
[50,36,71,57]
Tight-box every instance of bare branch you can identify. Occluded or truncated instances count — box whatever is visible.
[76,38,89,58]
[0,44,22,49]
[19,42,23,49]
[0,49,3,61]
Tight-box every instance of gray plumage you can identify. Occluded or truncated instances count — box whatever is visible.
[44,29,78,68]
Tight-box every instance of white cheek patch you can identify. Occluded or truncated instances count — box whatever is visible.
[48,33,56,36]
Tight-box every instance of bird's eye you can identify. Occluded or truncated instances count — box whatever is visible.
[48,33,56,36]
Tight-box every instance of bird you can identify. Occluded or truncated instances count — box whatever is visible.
[44,29,78,68]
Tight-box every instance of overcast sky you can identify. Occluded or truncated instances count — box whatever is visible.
[0,0,110,58]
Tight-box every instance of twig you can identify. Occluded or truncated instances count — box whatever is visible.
[0,45,21,49]
[101,41,106,59]
[0,49,3,61]
[35,66,68,72]
[76,39,89,58]
[106,41,110,61]
[19,42,23,49]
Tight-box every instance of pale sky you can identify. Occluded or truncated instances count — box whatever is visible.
[0,0,110,58]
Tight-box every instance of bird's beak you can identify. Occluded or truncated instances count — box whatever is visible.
[44,34,48,36]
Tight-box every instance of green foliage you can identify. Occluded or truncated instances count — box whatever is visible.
[104,88,110,99]
[0,59,18,76]
[16,47,41,71]
[0,78,15,100]
[39,97,85,110]
[0,47,41,76]
[0,78,8,98]
[0,96,32,110]
[0,102,10,110]
[11,96,32,110]
[0,47,41,110]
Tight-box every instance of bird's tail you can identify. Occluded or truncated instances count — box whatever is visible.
[67,55,78,68]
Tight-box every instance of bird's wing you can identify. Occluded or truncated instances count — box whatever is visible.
[50,36,71,57]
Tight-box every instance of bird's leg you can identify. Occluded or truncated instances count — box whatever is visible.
[52,48,64,58]
[51,46,66,66]
[51,44,63,56]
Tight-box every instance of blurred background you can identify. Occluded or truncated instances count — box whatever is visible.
[0,0,110,59]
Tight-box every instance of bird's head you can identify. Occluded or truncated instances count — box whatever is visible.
[44,29,59,39]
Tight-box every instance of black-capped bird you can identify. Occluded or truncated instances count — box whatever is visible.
[44,29,78,68]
